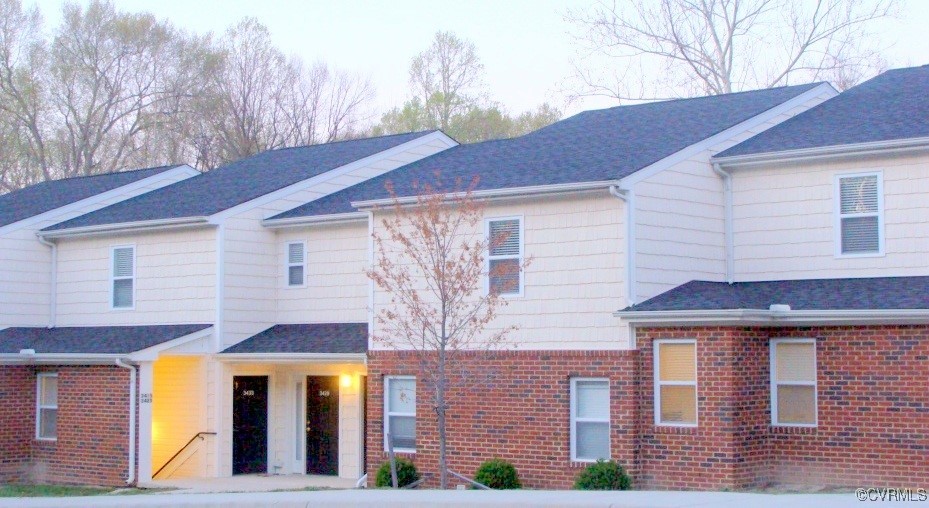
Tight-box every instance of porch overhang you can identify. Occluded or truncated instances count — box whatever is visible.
[216,352,367,364]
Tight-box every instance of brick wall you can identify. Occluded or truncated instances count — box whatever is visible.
[366,350,639,489]
[0,366,34,482]
[0,365,133,486]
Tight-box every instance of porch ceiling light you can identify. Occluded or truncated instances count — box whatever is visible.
[341,374,352,388]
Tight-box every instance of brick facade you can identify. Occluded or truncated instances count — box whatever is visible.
[0,365,134,486]
[366,325,929,490]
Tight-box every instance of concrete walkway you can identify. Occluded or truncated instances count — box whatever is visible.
[0,489,866,508]
[144,473,356,493]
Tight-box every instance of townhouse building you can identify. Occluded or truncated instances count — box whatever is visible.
[0,65,925,491]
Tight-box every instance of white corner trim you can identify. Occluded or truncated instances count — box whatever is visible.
[214,222,225,353]
[129,326,215,361]
[352,180,621,209]
[619,82,838,187]
[209,131,458,223]
[262,212,369,228]
[0,165,199,237]
[713,136,929,168]
[38,216,212,239]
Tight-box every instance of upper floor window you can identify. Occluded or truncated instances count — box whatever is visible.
[654,339,697,426]
[36,373,58,440]
[111,246,135,309]
[771,338,817,426]
[836,172,883,256]
[286,241,306,287]
[384,376,416,452]
[487,217,523,296]
[570,378,610,461]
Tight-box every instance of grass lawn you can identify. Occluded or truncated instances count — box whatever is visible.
[0,484,158,497]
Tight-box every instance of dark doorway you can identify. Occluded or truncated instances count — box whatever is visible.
[232,376,268,475]
[306,376,339,475]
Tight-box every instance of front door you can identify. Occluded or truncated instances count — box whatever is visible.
[305,376,339,475]
[233,376,268,475]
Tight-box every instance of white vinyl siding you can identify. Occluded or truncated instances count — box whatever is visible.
[286,241,306,288]
[654,340,697,426]
[836,172,883,256]
[771,338,817,427]
[486,217,523,296]
[570,378,610,461]
[111,246,135,309]
[384,376,415,452]
[36,373,58,440]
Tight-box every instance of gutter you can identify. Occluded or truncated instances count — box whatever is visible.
[115,359,137,485]
[711,163,734,283]
[0,352,127,364]
[713,136,929,168]
[615,308,929,326]
[262,212,368,229]
[35,236,57,327]
[38,217,212,240]
[351,180,621,209]
[608,185,637,307]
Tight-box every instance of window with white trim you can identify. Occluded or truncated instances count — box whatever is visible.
[286,241,306,287]
[384,376,415,451]
[837,172,882,255]
[654,340,697,426]
[36,373,58,440]
[570,378,610,461]
[111,246,134,309]
[771,339,817,426]
[487,217,522,296]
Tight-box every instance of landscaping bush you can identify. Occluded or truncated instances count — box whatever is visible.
[374,457,420,488]
[573,460,631,490]
[474,458,522,489]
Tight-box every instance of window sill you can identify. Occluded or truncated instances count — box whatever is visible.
[770,425,817,435]
[653,425,697,434]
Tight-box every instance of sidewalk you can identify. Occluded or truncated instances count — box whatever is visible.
[0,489,864,508]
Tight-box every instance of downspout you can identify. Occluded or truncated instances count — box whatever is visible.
[609,185,636,307]
[36,236,57,327]
[712,163,734,283]
[115,359,137,485]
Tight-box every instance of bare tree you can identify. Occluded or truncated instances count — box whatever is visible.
[410,31,485,131]
[367,176,526,489]
[567,0,896,101]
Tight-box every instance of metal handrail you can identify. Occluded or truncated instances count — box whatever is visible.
[152,431,216,479]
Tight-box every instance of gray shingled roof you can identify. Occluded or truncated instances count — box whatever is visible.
[0,324,212,354]
[622,276,929,312]
[270,83,823,219]
[717,65,929,158]
[0,165,182,228]
[220,323,367,354]
[43,132,434,231]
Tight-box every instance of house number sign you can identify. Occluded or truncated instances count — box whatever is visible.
[319,390,330,397]
[140,393,152,404]
[242,390,255,397]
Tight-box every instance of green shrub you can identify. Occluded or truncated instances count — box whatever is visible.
[573,460,631,490]
[474,458,522,489]
[374,458,420,488]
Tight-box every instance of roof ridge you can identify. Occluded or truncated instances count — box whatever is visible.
[267,130,439,153]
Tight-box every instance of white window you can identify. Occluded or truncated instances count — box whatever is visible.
[570,378,610,461]
[384,376,415,452]
[486,217,523,296]
[654,339,697,426]
[111,246,135,309]
[771,338,817,426]
[36,373,58,440]
[286,241,306,287]
[836,172,883,256]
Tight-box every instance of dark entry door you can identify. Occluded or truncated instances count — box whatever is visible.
[233,376,268,475]
[306,376,339,475]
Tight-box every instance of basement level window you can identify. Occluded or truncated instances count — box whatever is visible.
[36,373,57,440]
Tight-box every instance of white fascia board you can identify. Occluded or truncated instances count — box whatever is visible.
[712,137,929,168]
[215,352,367,364]
[0,353,126,365]
[37,217,212,240]
[128,326,214,361]
[0,165,199,237]
[618,83,838,187]
[615,308,929,327]
[351,180,621,209]
[262,212,369,229]
[209,131,458,223]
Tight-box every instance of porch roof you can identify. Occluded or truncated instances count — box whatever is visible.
[0,324,212,354]
[220,323,368,355]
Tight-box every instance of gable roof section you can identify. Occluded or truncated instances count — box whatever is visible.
[220,323,367,355]
[623,276,929,312]
[717,65,929,160]
[270,83,824,220]
[42,131,436,232]
[0,324,212,355]
[0,165,184,228]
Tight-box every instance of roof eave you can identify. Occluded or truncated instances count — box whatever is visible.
[0,353,127,365]
[262,212,368,229]
[216,352,367,363]
[713,136,929,168]
[38,216,213,240]
[615,308,929,327]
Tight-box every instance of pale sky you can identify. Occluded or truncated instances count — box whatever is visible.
[29,0,929,119]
